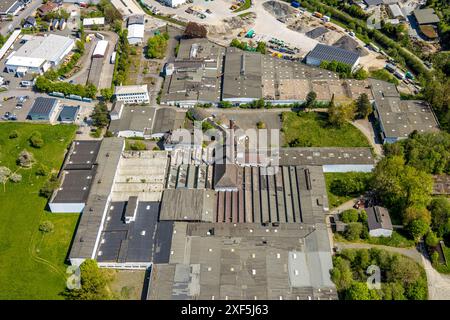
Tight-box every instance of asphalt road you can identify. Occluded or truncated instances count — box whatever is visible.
[0,0,43,36]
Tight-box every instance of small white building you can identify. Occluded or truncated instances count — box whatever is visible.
[163,0,187,7]
[114,85,150,104]
[366,206,393,237]
[127,24,145,45]
[83,17,105,27]
[92,40,109,58]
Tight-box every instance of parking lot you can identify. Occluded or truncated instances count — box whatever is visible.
[0,89,95,123]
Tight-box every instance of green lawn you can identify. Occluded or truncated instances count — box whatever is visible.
[0,123,78,299]
[281,112,370,148]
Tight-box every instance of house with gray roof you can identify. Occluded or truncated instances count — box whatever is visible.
[366,206,393,237]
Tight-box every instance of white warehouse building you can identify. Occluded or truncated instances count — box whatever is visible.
[92,40,109,58]
[5,34,75,76]
[127,24,145,45]
[114,85,150,104]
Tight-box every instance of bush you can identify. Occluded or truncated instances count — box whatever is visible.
[425,231,439,248]
[341,209,360,223]
[39,174,59,198]
[29,132,44,148]
[35,163,49,177]
[17,150,35,168]
[9,173,22,183]
[39,220,54,233]
[9,130,18,139]
[345,222,363,241]
[129,141,147,151]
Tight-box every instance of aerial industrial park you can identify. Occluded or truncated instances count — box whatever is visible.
[0,0,449,306]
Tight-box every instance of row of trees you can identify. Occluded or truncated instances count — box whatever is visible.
[319,60,368,80]
[230,38,267,54]
[34,76,97,99]
[113,30,131,86]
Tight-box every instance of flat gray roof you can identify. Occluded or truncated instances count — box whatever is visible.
[109,106,156,135]
[153,107,186,134]
[69,138,125,262]
[161,38,224,104]
[97,200,173,264]
[371,79,440,140]
[148,222,337,300]
[414,8,440,25]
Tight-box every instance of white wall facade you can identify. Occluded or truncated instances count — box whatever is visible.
[49,202,85,213]
[322,164,374,173]
[369,228,393,237]
[115,92,150,104]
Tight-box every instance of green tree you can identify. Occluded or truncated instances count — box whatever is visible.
[329,99,355,127]
[356,93,372,119]
[407,219,430,242]
[39,220,54,233]
[146,34,168,59]
[29,132,44,148]
[429,198,450,236]
[129,140,147,151]
[305,91,317,108]
[64,259,113,300]
[9,130,18,139]
[345,222,363,241]
[256,41,266,54]
[425,231,439,248]
[341,209,359,223]
[345,282,372,300]
[330,256,353,290]
[91,102,109,128]
[100,88,114,102]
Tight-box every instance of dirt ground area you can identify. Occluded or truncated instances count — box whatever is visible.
[109,270,147,300]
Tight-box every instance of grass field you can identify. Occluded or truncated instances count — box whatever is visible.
[281,112,370,148]
[0,123,78,299]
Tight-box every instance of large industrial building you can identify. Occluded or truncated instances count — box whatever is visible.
[5,34,75,76]
[66,111,380,298]
[162,39,372,107]
[370,79,440,143]
[161,38,224,108]
[108,105,186,138]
